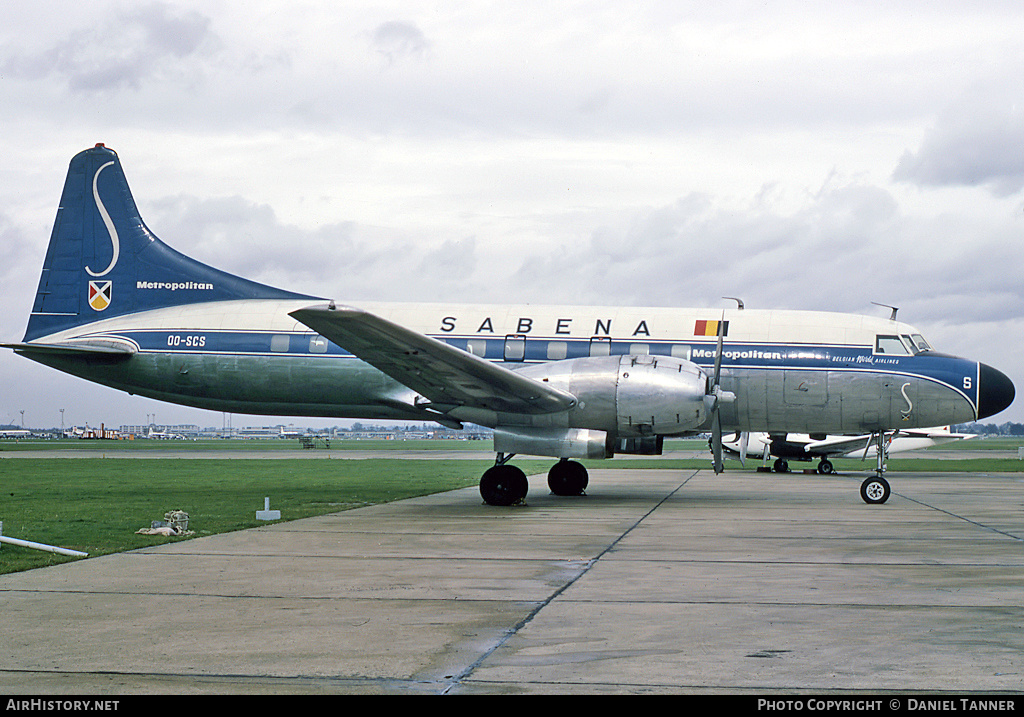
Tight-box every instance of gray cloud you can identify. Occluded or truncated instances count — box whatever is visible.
[893,77,1024,196]
[1,2,216,92]
[371,21,430,65]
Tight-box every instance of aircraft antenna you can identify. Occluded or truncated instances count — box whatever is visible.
[871,302,899,321]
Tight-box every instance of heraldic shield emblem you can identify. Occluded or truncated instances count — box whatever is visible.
[88,281,112,311]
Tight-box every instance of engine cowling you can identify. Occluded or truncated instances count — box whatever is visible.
[517,354,710,437]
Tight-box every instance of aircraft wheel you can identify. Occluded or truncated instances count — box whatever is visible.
[860,476,890,505]
[480,464,529,506]
[773,458,790,473]
[548,459,589,496]
[817,459,835,475]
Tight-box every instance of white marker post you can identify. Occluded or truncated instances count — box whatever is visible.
[0,522,88,557]
[256,497,281,521]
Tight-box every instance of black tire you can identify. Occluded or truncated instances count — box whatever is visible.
[773,458,790,473]
[547,460,589,496]
[480,464,529,506]
[817,459,834,475]
[860,476,891,504]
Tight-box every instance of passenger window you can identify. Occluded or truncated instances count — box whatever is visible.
[629,343,650,355]
[271,335,290,353]
[547,341,567,360]
[875,335,909,355]
[670,345,691,360]
[589,337,611,357]
[308,336,328,354]
[503,335,526,362]
[466,339,487,357]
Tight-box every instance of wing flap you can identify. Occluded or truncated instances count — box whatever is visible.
[289,304,577,415]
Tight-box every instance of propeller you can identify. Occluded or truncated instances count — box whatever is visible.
[704,312,736,474]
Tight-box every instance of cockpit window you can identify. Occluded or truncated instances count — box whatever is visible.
[875,335,910,355]
[909,334,932,352]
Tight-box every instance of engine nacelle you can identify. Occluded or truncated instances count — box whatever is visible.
[493,426,611,459]
[517,354,709,437]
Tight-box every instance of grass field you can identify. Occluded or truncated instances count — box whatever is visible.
[0,437,500,452]
[2,436,1022,575]
[0,456,544,575]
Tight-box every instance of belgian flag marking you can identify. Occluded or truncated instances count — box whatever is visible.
[694,319,728,337]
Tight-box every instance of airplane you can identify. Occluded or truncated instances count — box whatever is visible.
[3,145,1016,506]
[146,426,185,440]
[722,426,976,476]
[0,429,31,439]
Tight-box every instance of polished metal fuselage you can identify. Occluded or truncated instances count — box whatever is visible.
[20,299,984,438]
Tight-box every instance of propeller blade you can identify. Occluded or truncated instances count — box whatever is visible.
[708,311,729,474]
[711,410,724,474]
[738,431,748,468]
[712,311,725,387]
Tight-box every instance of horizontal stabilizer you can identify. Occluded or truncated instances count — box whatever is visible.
[2,338,137,355]
[290,303,577,415]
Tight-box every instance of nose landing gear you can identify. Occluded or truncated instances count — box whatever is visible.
[859,431,891,504]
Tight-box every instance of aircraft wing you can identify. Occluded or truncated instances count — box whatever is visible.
[802,427,976,459]
[802,435,873,456]
[892,427,977,440]
[290,304,577,415]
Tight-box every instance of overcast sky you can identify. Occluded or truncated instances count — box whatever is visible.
[2,1,1023,430]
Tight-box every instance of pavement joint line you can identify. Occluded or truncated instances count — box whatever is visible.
[442,469,702,693]
[894,493,1024,543]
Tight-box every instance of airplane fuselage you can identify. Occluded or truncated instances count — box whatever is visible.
[24,299,986,439]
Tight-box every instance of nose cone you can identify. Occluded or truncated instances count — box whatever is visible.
[977,363,1015,419]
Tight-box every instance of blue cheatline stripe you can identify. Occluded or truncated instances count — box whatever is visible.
[74,328,976,405]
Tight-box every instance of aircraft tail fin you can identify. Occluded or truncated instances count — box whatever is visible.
[24,144,316,341]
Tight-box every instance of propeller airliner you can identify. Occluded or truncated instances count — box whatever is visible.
[4,146,1015,505]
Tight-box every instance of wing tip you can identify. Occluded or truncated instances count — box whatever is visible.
[289,301,365,320]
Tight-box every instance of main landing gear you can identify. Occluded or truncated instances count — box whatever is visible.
[768,457,834,474]
[479,455,589,506]
[547,458,589,497]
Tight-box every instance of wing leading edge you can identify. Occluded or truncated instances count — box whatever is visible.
[289,304,577,416]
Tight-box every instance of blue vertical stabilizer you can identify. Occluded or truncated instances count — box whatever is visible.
[24,144,317,341]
